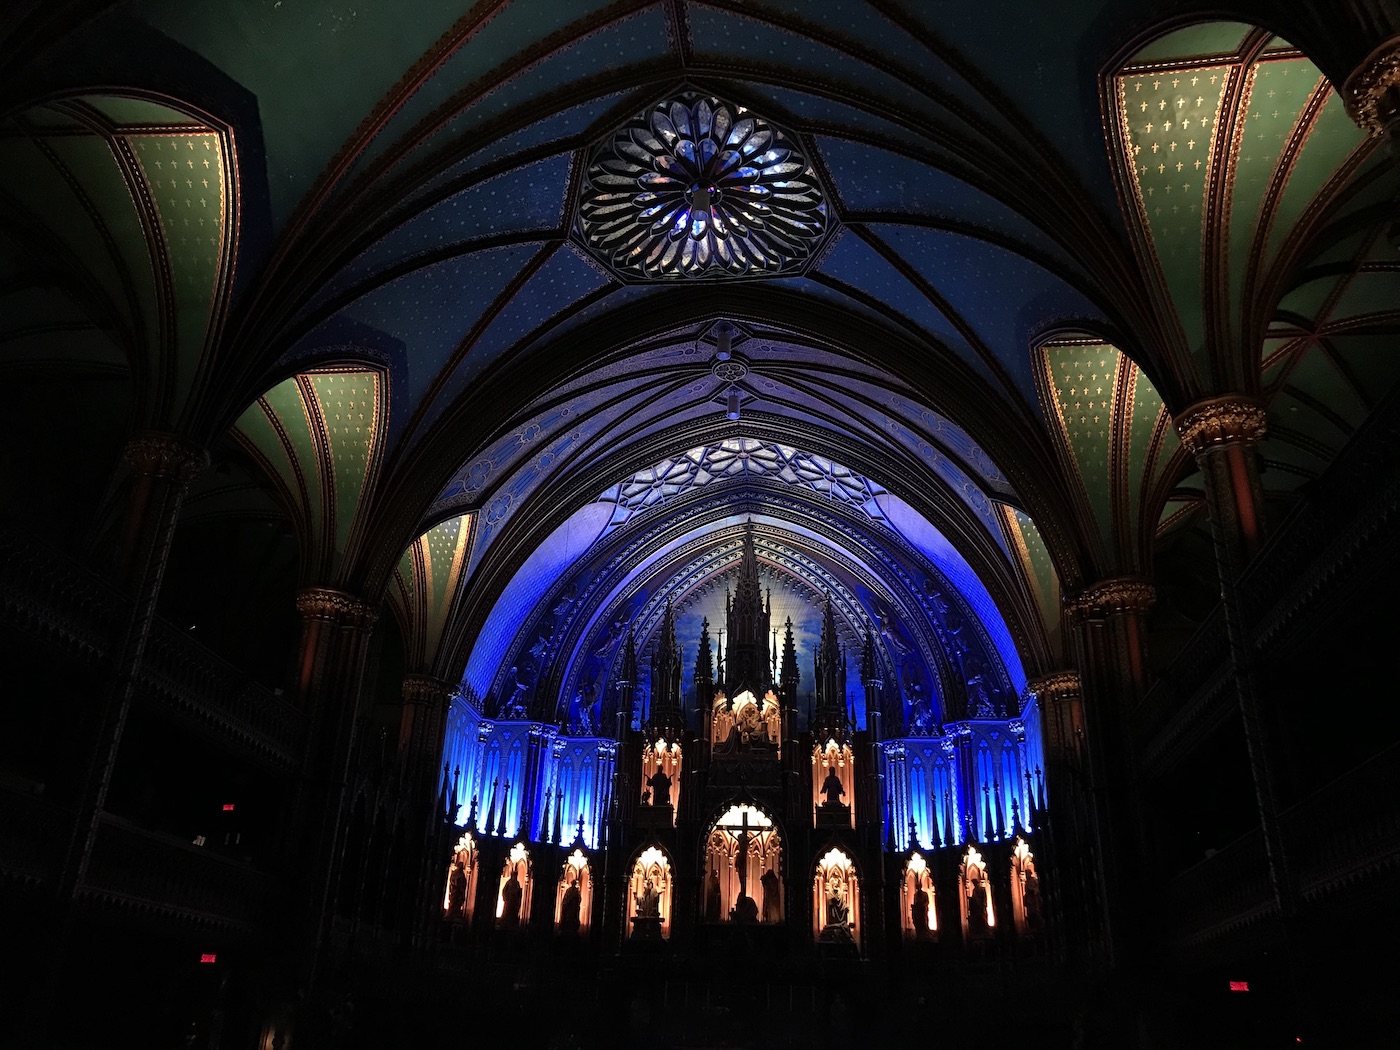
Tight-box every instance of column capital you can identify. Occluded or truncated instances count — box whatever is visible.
[402,673,449,706]
[1342,36,1400,134]
[123,432,209,482]
[295,586,378,628]
[1174,395,1267,456]
[1064,577,1155,620]
[1025,671,1081,704]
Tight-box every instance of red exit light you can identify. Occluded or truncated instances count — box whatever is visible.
[200,953,217,964]
[222,804,235,812]
[1228,981,1249,992]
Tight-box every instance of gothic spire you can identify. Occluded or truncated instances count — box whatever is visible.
[813,596,848,736]
[648,600,685,735]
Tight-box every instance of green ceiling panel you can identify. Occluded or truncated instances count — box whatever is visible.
[1226,58,1322,322]
[234,393,305,520]
[260,376,323,538]
[1262,90,1363,266]
[1273,276,1335,327]
[1042,342,1120,553]
[1127,365,1175,530]
[306,370,381,556]
[128,132,228,410]
[1131,23,1251,64]
[1116,65,1231,360]
[12,134,158,335]
[1325,271,1400,324]
[422,513,473,659]
[1285,348,1368,430]
[1328,333,1400,404]
[1002,507,1059,640]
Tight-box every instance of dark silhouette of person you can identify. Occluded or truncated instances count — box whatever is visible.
[499,868,523,928]
[761,868,781,923]
[558,873,582,935]
[446,861,467,919]
[967,875,989,933]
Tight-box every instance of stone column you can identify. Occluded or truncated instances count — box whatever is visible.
[1343,36,1400,156]
[282,588,378,1012]
[1175,397,1302,956]
[399,673,452,948]
[1063,577,1154,968]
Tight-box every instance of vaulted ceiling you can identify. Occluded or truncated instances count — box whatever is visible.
[2,1,1397,708]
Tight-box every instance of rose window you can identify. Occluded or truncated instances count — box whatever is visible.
[578,94,828,279]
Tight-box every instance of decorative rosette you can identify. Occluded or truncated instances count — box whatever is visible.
[579,94,827,279]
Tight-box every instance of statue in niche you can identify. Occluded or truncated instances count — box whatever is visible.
[825,873,849,927]
[499,869,523,929]
[910,886,931,941]
[635,878,661,918]
[559,873,582,936]
[704,869,722,923]
[761,868,781,923]
[446,861,467,920]
[646,767,673,808]
[732,892,759,924]
[967,871,990,934]
[820,766,846,808]
[1023,864,1043,931]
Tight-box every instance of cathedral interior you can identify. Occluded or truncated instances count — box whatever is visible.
[2,2,1399,1047]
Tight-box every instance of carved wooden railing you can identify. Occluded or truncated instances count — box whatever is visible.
[1132,605,1232,772]
[140,619,303,770]
[0,524,303,769]
[0,522,122,657]
[1164,740,1400,953]
[0,785,66,885]
[81,813,276,935]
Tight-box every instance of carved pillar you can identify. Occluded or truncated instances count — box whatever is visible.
[399,673,452,948]
[57,434,208,897]
[1343,36,1400,155]
[1063,577,1154,968]
[1175,397,1302,955]
[1026,672,1100,961]
[282,587,378,1009]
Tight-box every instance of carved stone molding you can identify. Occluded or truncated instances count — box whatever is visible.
[402,673,449,706]
[123,433,209,483]
[1064,577,1155,621]
[1174,396,1267,456]
[295,587,378,628]
[1342,36,1400,134]
[1025,671,1081,704]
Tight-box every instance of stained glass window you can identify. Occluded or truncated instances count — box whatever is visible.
[579,93,828,279]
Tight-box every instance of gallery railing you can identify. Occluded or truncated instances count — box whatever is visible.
[1163,740,1400,953]
[0,523,303,770]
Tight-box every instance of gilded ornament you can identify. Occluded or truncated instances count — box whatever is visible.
[1025,671,1081,704]
[296,587,378,627]
[1174,396,1267,455]
[402,674,449,706]
[123,433,209,482]
[1065,577,1155,618]
[1342,37,1400,134]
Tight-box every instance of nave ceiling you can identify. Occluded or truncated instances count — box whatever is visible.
[1,0,1398,711]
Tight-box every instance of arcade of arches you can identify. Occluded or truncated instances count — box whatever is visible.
[1,3,1399,1048]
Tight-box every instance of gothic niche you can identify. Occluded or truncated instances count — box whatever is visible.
[555,848,593,938]
[496,842,532,930]
[703,804,783,924]
[814,847,860,949]
[641,737,680,818]
[901,852,937,942]
[812,739,854,827]
[960,845,995,939]
[1010,837,1043,935]
[712,689,780,756]
[443,831,478,923]
[628,844,672,941]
